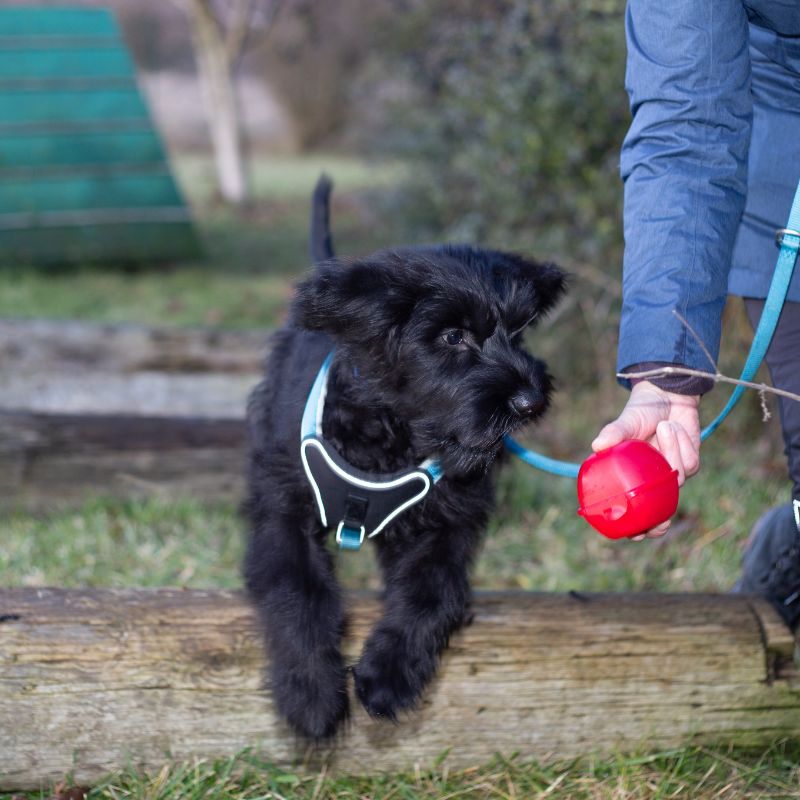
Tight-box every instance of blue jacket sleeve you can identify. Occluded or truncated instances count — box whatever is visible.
[617,0,753,388]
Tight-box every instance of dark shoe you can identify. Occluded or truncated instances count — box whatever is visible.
[733,503,800,631]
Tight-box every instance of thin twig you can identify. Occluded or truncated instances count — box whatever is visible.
[673,309,718,372]
[617,365,800,404]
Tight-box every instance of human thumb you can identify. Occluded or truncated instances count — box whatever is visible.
[591,411,641,452]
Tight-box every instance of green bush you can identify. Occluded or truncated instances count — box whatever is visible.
[368,0,628,266]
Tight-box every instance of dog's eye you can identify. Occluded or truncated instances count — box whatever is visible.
[444,330,464,346]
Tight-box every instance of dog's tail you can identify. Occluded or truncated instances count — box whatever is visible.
[310,173,335,262]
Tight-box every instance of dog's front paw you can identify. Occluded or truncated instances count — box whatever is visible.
[353,639,433,721]
[272,660,349,740]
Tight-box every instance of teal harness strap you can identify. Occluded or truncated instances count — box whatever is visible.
[505,176,800,477]
[503,434,580,479]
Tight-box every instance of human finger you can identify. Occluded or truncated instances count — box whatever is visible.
[630,517,671,541]
[673,423,700,477]
[644,519,671,538]
[655,420,686,485]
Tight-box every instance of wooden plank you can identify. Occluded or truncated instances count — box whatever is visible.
[0,88,147,125]
[0,131,163,168]
[0,163,173,181]
[0,36,120,50]
[0,8,118,37]
[0,220,198,263]
[0,319,267,375]
[0,173,183,213]
[0,412,247,508]
[0,208,191,228]
[0,370,256,417]
[0,589,797,790]
[0,47,134,78]
[0,318,264,506]
[0,78,140,93]
[0,118,153,136]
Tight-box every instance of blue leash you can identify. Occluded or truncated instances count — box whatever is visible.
[505,178,800,479]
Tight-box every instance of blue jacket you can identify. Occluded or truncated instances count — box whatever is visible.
[617,0,800,384]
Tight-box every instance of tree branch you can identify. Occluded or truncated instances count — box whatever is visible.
[226,0,285,66]
[618,366,800,405]
[225,0,255,63]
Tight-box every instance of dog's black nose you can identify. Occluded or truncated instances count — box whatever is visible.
[509,389,544,418]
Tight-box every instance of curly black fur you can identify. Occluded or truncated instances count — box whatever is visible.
[243,186,566,740]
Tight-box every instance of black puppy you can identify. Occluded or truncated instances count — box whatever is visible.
[244,177,565,739]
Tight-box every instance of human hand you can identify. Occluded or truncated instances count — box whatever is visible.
[591,381,701,539]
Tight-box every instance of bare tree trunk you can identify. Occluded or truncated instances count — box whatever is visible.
[185,0,248,205]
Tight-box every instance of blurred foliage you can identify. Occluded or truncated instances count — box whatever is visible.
[117,3,195,72]
[364,0,629,267]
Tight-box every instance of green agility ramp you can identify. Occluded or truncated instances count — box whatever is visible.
[0,7,199,264]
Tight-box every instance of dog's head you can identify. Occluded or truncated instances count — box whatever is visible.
[293,244,566,476]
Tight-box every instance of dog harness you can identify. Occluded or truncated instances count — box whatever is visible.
[300,352,444,550]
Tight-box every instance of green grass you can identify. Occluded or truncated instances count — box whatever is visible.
[0,153,402,328]
[4,743,800,799]
[173,152,405,205]
[1,497,243,589]
[2,151,799,799]
[1,427,787,595]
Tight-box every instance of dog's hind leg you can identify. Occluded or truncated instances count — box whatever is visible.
[352,527,479,721]
[244,503,349,739]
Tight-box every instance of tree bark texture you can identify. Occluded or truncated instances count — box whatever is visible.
[0,589,797,790]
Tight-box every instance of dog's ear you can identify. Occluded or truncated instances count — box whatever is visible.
[530,259,567,316]
[500,253,567,318]
[292,256,419,344]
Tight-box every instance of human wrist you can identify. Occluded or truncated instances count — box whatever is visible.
[623,361,714,396]
[630,380,700,407]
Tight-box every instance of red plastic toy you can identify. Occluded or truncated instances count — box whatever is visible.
[577,440,679,539]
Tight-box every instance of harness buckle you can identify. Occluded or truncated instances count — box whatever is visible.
[775,228,800,248]
[335,494,368,550]
[336,521,366,550]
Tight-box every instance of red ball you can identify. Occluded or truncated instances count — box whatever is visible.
[577,440,679,539]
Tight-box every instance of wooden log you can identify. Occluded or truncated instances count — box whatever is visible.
[0,372,256,417]
[0,589,798,790]
[0,319,267,375]
[0,411,246,508]
[0,319,264,507]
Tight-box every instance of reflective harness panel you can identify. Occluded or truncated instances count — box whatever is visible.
[300,352,443,550]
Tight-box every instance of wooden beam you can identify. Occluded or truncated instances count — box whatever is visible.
[0,411,246,508]
[0,320,266,509]
[0,319,266,376]
[0,589,797,790]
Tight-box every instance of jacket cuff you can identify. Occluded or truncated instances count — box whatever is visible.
[622,362,715,396]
